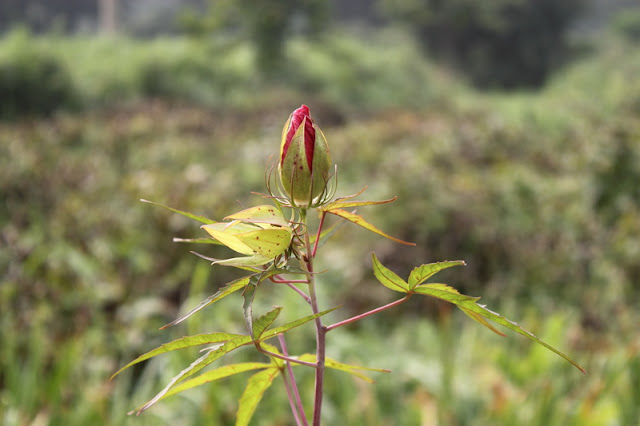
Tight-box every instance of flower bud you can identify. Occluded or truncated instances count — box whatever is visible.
[279,105,331,206]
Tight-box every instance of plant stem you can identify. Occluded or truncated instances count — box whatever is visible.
[300,209,326,426]
[325,295,411,332]
[278,334,308,426]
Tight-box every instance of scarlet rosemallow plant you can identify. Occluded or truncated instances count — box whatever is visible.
[112,104,584,425]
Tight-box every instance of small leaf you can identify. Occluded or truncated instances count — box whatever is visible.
[458,306,506,336]
[326,209,415,246]
[322,196,398,211]
[111,332,242,379]
[140,199,215,224]
[298,354,389,383]
[412,284,585,373]
[252,306,283,341]
[408,260,466,289]
[173,237,222,244]
[412,283,479,303]
[161,363,272,401]
[371,253,409,292]
[191,251,273,268]
[455,301,586,374]
[236,368,280,426]
[243,283,257,339]
[225,205,289,227]
[160,276,252,329]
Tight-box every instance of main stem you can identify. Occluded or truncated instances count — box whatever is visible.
[300,209,326,426]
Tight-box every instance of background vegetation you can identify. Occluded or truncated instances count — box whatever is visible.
[1,1,639,425]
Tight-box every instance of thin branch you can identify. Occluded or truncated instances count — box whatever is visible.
[325,295,412,332]
[311,211,326,258]
[279,334,308,426]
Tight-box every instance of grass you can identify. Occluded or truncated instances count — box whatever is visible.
[1,29,639,425]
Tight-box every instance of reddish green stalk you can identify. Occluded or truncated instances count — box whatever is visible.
[300,209,326,426]
[325,295,412,332]
[278,334,308,426]
[311,211,326,258]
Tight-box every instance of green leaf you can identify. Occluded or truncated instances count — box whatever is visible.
[236,368,280,426]
[325,209,415,246]
[161,363,272,401]
[110,332,242,379]
[261,306,340,341]
[412,284,585,373]
[298,354,389,383]
[252,306,282,341]
[371,253,409,292]
[225,205,289,227]
[160,276,252,329]
[173,237,222,244]
[140,199,215,224]
[412,283,479,303]
[134,335,252,415]
[322,196,398,211]
[201,222,263,255]
[243,283,257,339]
[191,251,273,268]
[408,260,466,289]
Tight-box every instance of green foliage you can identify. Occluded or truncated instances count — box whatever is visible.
[1,28,639,426]
[382,0,586,88]
[180,0,329,76]
[0,29,76,118]
[610,7,640,42]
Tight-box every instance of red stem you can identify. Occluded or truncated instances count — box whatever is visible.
[325,295,411,332]
[278,334,308,426]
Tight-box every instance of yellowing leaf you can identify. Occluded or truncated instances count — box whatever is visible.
[235,226,292,258]
[201,223,260,255]
[325,208,415,246]
[225,205,289,227]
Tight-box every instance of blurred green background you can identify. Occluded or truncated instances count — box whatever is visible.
[1,0,640,425]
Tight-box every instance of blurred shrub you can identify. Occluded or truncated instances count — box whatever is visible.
[0,29,76,118]
[380,0,586,89]
[285,28,456,113]
[180,0,329,76]
[610,7,640,42]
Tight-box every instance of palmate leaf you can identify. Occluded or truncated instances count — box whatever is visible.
[110,332,243,379]
[324,208,415,246]
[140,199,215,224]
[133,336,252,415]
[236,368,280,426]
[371,255,585,373]
[160,276,252,330]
